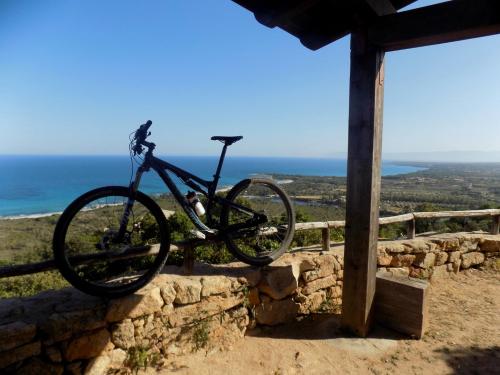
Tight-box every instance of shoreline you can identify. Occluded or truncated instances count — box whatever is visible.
[0,212,63,221]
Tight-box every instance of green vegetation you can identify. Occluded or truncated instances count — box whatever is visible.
[191,320,210,352]
[125,346,159,373]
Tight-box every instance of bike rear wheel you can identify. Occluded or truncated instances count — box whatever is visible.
[53,186,170,298]
[221,178,295,266]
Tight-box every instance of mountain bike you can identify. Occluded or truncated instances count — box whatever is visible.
[53,121,295,297]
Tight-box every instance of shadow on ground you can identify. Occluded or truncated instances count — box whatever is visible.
[436,345,500,375]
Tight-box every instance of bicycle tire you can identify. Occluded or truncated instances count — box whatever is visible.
[221,178,295,266]
[53,186,170,298]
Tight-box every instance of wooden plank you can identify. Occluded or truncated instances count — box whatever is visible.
[341,29,385,337]
[379,213,414,225]
[375,272,429,338]
[363,0,396,16]
[414,209,500,219]
[295,222,328,230]
[369,0,500,51]
[327,220,346,228]
[254,0,322,28]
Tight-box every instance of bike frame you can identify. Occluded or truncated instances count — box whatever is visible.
[122,145,264,236]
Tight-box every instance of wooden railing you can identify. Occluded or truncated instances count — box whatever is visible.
[1,209,499,279]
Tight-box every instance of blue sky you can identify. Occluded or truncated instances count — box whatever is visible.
[0,0,499,159]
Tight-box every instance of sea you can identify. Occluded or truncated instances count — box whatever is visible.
[0,155,424,218]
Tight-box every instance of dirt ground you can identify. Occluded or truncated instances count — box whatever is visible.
[154,268,499,375]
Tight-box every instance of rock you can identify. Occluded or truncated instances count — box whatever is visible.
[402,240,430,253]
[431,265,449,280]
[435,252,448,266]
[448,251,461,264]
[111,319,135,349]
[17,357,63,375]
[109,348,127,368]
[337,270,343,280]
[45,346,62,363]
[66,361,83,375]
[380,242,406,254]
[160,283,177,305]
[258,264,300,300]
[431,238,460,251]
[0,321,36,352]
[168,294,244,327]
[307,291,326,312]
[0,341,41,368]
[314,254,341,276]
[201,276,233,297]
[63,329,111,361]
[85,355,111,375]
[106,287,164,322]
[409,267,431,279]
[41,308,106,343]
[461,252,485,269]
[389,267,410,277]
[247,287,260,306]
[255,298,299,325]
[301,274,337,295]
[377,254,392,266]
[413,253,436,268]
[480,238,500,252]
[390,254,416,267]
[174,278,202,304]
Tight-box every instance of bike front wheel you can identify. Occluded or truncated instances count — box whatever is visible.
[221,178,295,266]
[53,186,170,298]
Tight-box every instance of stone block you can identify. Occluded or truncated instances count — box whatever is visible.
[111,319,135,350]
[257,264,300,300]
[41,308,106,343]
[461,252,485,269]
[480,238,500,252]
[63,329,111,361]
[160,283,177,305]
[106,287,164,322]
[377,254,393,266]
[201,276,233,297]
[448,251,461,264]
[390,254,416,267]
[85,355,111,375]
[435,252,449,266]
[413,253,436,269]
[0,341,41,368]
[301,274,337,295]
[0,321,36,352]
[255,298,299,326]
[174,278,202,304]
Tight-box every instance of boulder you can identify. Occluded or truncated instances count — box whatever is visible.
[461,252,485,269]
[257,263,300,300]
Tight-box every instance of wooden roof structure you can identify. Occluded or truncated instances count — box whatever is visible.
[231,0,500,337]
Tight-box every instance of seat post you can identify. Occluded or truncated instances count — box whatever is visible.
[212,144,228,191]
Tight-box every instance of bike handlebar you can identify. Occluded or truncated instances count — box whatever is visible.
[132,120,155,155]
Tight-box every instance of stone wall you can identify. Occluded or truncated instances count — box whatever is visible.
[0,233,498,374]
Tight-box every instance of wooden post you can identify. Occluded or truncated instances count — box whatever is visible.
[183,245,195,275]
[407,218,416,239]
[322,227,330,252]
[491,215,500,235]
[341,29,385,337]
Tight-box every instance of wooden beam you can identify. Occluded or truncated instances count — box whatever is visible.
[369,0,500,51]
[364,0,396,16]
[254,0,321,28]
[341,29,385,337]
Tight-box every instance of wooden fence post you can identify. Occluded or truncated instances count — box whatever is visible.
[407,218,416,239]
[491,215,500,235]
[322,227,331,252]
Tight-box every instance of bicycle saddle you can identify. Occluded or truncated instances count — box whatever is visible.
[211,136,243,145]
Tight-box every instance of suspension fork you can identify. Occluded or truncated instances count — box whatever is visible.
[117,167,145,238]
